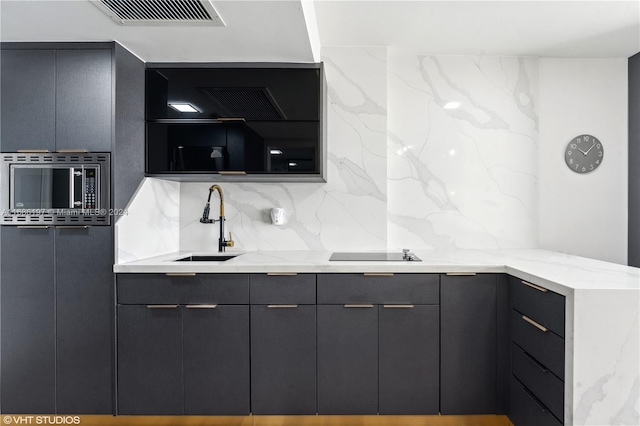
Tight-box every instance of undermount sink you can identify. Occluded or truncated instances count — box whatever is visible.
[174,254,239,262]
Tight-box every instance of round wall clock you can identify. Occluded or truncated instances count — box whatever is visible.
[564,134,603,174]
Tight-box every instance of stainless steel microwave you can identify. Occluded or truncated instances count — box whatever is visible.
[0,153,111,226]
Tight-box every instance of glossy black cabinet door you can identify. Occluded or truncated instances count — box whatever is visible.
[55,49,112,151]
[183,305,250,415]
[251,305,316,414]
[0,49,56,152]
[55,227,113,414]
[379,305,440,414]
[441,274,497,414]
[0,227,55,413]
[317,305,378,414]
[117,305,183,415]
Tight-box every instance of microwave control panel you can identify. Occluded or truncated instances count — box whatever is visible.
[84,168,97,209]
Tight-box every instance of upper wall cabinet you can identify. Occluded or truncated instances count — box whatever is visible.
[145,64,326,182]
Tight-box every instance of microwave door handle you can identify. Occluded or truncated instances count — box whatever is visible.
[71,168,83,209]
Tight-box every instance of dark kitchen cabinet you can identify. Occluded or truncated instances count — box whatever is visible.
[0,49,56,152]
[441,273,497,414]
[249,273,316,414]
[317,304,379,414]
[117,305,184,415]
[116,273,251,415]
[251,305,316,414]
[0,226,114,415]
[55,226,113,414]
[0,45,113,152]
[379,305,440,414]
[317,273,441,415]
[183,305,250,415]
[144,64,326,181]
[0,227,56,413]
[55,49,112,151]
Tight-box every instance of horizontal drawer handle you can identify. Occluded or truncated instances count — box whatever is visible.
[56,149,88,153]
[17,149,50,153]
[146,304,178,309]
[522,315,548,332]
[56,225,91,229]
[267,304,298,308]
[363,273,393,277]
[218,171,247,175]
[186,304,217,309]
[267,272,298,276]
[165,273,197,277]
[17,225,50,229]
[522,349,549,373]
[383,304,414,308]
[344,304,375,308]
[446,272,477,276]
[522,280,548,292]
[521,384,549,413]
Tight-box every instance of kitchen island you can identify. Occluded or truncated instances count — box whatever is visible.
[115,249,640,426]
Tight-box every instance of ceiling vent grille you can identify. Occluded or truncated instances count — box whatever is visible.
[201,88,286,121]
[93,0,225,26]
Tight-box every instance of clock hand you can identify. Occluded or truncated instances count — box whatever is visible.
[576,148,587,155]
[584,142,597,155]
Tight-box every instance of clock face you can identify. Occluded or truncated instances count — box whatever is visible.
[565,134,603,174]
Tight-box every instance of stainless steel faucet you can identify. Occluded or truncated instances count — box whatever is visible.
[200,184,234,252]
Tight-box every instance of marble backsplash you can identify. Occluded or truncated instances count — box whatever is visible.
[118,48,540,259]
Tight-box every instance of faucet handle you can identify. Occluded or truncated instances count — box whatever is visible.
[226,232,235,248]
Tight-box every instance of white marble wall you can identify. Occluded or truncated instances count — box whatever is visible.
[115,178,180,263]
[387,55,539,250]
[180,47,388,252]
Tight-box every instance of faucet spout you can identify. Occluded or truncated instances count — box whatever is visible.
[199,184,234,252]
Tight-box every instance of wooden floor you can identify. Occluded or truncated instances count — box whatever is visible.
[14,415,512,426]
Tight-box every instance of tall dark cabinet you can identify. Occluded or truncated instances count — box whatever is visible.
[440,274,498,414]
[629,52,640,267]
[0,42,145,414]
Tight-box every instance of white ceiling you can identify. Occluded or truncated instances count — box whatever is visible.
[0,0,317,62]
[315,0,640,57]
[0,0,638,61]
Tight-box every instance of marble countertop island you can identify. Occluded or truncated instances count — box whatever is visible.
[114,248,640,426]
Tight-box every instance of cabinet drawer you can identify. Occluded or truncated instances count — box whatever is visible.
[511,310,564,379]
[117,273,249,305]
[510,276,565,337]
[510,376,562,426]
[317,274,439,304]
[512,343,563,421]
[250,274,316,304]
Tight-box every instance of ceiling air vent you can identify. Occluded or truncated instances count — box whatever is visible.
[93,0,225,26]
[201,87,286,121]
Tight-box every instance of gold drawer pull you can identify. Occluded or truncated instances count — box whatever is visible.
[446,272,477,276]
[146,305,178,309]
[267,272,298,276]
[186,304,217,309]
[522,280,548,292]
[363,273,393,277]
[17,149,50,153]
[165,273,197,277]
[267,304,298,308]
[522,315,548,332]
[344,304,374,308]
[383,305,414,308]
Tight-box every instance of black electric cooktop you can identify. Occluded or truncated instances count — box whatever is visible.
[329,252,422,262]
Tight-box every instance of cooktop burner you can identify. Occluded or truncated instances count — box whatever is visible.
[329,252,421,262]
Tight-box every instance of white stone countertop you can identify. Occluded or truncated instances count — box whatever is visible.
[114,248,640,295]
